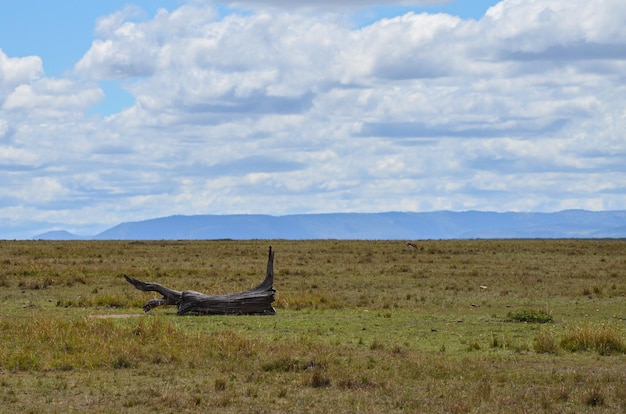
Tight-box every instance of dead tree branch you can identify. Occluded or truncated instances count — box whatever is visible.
[124,246,276,315]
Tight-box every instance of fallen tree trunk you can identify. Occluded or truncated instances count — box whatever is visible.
[124,246,276,315]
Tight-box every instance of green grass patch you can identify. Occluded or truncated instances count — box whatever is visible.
[1,239,626,412]
[560,324,626,355]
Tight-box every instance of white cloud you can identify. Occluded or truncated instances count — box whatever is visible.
[0,51,42,80]
[211,0,450,11]
[0,50,43,99]
[484,0,626,47]
[4,79,103,113]
[2,0,626,237]
[0,145,39,167]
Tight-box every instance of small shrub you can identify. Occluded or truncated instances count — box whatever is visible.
[214,378,227,391]
[585,389,605,407]
[309,370,331,388]
[507,309,553,323]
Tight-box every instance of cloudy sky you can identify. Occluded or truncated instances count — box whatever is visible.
[1,0,625,238]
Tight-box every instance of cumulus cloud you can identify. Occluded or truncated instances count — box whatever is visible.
[0,50,43,99]
[4,79,103,113]
[2,0,626,237]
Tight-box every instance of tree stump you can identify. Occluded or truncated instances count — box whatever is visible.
[124,246,276,315]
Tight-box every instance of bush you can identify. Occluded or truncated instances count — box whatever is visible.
[507,309,553,323]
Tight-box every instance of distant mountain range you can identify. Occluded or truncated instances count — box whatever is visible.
[33,210,626,240]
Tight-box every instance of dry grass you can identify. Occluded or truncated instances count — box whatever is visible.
[0,239,625,413]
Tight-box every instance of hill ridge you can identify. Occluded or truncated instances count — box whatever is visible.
[33,210,626,240]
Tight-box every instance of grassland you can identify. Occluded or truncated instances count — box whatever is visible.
[0,239,625,413]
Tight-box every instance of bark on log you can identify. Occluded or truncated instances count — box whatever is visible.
[124,246,276,315]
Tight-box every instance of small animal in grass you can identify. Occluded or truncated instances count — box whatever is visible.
[405,241,419,250]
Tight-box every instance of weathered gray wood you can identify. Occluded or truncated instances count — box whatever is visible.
[124,246,276,315]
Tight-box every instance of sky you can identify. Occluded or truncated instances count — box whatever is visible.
[1,0,625,238]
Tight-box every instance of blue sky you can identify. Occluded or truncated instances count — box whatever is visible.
[1,0,625,238]
[1,1,177,75]
[0,0,498,115]
[1,1,496,75]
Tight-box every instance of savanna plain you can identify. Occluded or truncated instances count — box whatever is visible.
[1,239,625,413]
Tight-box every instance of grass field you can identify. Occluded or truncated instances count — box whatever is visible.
[1,239,625,413]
